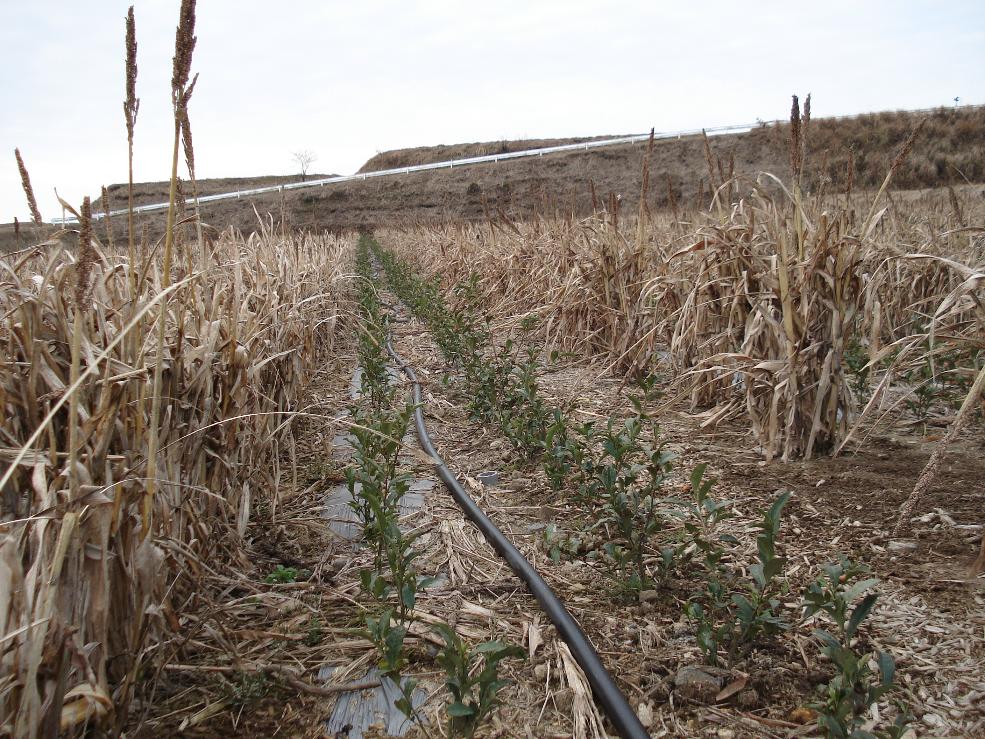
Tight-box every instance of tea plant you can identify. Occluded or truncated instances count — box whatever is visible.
[433,623,525,738]
[365,608,422,724]
[802,558,909,738]
[845,339,871,397]
[377,246,567,467]
[360,518,437,624]
[543,408,585,491]
[675,463,736,575]
[352,237,435,726]
[686,492,791,666]
[802,557,879,640]
[496,341,552,457]
[223,672,271,708]
[346,402,416,566]
[543,410,572,490]
[541,522,584,564]
[575,379,676,593]
[901,343,981,430]
[304,616,325,647]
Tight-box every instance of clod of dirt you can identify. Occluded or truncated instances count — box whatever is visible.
[735,687,760,710]
[788,706,817,724]
[674,666,724,704]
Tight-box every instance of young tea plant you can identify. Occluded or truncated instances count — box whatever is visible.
[264,565,307,584]
[845,338,872,397]
[582,377,675,594]
[351,237,434,727]
[346,402,416,566]
[541,522,584,564]
[496,342,552,458]
[433,623,525,738]
[543,409,576,490]
[802,558,909,738]
[686,492,791,667]
[377,249,573,468]
[365,607,422,725]
[676,463,736,575]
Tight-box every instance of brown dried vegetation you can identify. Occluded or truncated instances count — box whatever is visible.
[380,108,984,464]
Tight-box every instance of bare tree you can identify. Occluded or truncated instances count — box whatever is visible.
[292,150,316,181]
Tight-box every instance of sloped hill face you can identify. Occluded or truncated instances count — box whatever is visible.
[356,136,612,173]
[354,105,985,198]
[96,173,337,212]
[81,105,984,245]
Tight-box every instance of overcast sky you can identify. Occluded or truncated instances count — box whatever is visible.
[2,1,982,221]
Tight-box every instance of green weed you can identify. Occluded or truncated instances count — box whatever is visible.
[264,565,307,584]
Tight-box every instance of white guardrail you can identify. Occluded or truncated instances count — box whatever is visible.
[51,104,978,225]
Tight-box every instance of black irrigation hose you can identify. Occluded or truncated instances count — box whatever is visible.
[385,338,650,739]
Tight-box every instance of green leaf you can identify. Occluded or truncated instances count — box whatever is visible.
[401,582,417,610]
[690,463,708,488]
[768,491,791,525]
[432,622,456,644]
[877,651,896,687]
[395,697,410,712]
[484,678,510,694]
[475,641,525,660]
[846,593,878,639]
[820,714,848,738]
[764,556,787,580]
[750,562,766,589]
[447,701,476,717]
[732,594,755,622]
[842,578,880,604]
[813,628,840,651]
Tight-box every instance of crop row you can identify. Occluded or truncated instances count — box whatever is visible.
[374,239,911,738]
[346,235,522,737]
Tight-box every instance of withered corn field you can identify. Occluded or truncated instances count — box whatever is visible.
[2,2,984,738]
